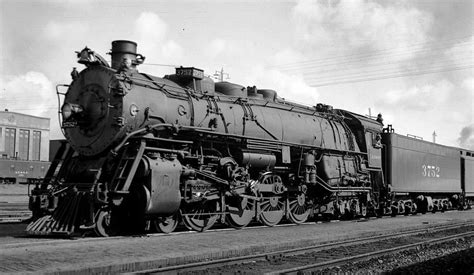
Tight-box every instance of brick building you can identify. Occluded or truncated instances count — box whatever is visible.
[0,110,50,183]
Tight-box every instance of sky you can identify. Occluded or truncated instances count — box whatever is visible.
[0,0,473,149]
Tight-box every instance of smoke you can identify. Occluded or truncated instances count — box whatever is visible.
[458,125,474,149]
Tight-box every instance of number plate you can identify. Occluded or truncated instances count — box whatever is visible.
[62,120,78,128]
[176,67,204,79]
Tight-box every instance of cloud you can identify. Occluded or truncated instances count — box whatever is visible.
[272,48,306,66]
[132,12,185,75]
[377,79,454,111]
[162,40,184,60]
[135,12,168,45]
[199,37,318,105]
[444,35,474,64]
[244,66,319,105]
[292,0,432,61]
[207,38,227,59]
[44,21,88,40]
[458,125,474,149]
[462,77,474,90]
[0,72,63,139]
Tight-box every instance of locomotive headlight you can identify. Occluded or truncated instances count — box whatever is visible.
[62,103,72,120]
[61,103,83,120]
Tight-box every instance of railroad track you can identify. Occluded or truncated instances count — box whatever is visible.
[136,221,474,274]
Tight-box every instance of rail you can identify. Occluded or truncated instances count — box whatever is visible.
[135,221,474,274]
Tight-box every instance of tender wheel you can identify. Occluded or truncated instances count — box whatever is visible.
[153,213,179,234]
[287,194,310,224]
[182,202,219,232]
[411,202,418,215]
[398,202,405,215]
[360,203,367,218]
[258,197,285,226]
[95,210,115,237]
[226,197,255,229]
[390,203,398,217]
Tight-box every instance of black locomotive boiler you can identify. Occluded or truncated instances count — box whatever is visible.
[27,40,472,237]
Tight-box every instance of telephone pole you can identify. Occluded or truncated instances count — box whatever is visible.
[432,131,437,143]
[213,68,230,82]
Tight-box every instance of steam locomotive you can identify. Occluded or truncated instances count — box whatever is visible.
[27,40,473,237]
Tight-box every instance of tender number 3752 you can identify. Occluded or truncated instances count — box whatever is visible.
[422,165,440,178]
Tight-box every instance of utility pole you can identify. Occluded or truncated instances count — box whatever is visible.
[366,108,376,119]
[432,131,437,143]
[213,68,230,82]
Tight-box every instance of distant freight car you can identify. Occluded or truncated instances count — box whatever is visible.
[0,159,49,184]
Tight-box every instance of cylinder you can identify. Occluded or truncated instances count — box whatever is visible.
[111,40,138,70]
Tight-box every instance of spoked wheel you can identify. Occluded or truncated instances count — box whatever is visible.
[182,202,219,232]
[153,213,179,233]
[259,197,285,226]
[94,210,115,237]
[226,197,255,229]
[287,194,310,224]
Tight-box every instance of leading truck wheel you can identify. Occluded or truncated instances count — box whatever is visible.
[153,213,179,233]
[95,210,115,237]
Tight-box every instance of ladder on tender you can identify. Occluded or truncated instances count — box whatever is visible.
[110,140,146,193]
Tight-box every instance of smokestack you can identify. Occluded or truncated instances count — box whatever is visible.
[110,40,145,70]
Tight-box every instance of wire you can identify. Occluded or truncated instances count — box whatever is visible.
[281,46,473,74]
[304,60,473,82]
[141,63,179,68]
[307,65,473,87]
[273,34,474,70]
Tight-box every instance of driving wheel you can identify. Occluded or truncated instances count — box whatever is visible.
[287,194,310,224]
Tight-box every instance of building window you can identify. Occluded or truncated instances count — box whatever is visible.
[19,129,30,160]
[5,128,16,158]
[32,131,41,161]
